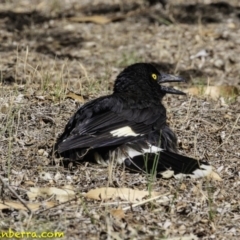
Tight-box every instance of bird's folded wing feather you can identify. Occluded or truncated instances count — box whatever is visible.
[57,95,166,153]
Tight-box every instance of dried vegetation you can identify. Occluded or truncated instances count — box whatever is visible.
[0,0,239,239]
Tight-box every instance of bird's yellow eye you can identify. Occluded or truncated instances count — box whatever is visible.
[152,73,157,80]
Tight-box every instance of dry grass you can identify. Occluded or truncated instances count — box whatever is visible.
[0,0,240,239]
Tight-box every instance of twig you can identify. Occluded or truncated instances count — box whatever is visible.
[0,175,32,214]
[122,193,170,211]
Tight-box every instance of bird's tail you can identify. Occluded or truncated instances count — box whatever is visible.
[124,150,212,179]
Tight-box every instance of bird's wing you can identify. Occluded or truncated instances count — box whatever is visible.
[57,94,166,153]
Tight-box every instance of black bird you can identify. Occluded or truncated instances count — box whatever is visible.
[55,63,212,179]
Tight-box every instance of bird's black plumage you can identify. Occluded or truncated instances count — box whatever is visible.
[55,63,212,179]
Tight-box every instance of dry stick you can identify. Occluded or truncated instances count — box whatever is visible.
[0,175,32,214]
[24,45,29,84]
[212,114,240,153]
[79,63,91,83]
[37,196,79,215]
[122,193,170,211]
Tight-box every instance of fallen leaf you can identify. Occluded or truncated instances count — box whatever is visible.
[39,171,53,181]
[66,91,84,103]
[163,219,172,229]
[0,201,55,211]
[0,103,9,114]
[207,171,222,181]
[185,85,239,101]
[85,187,160,202]
[180,183,187,190]
[178,224,187,235]
[68,9,144,25]
[110,209,125,220]
[23,180,35,186]
[228,22,236,29]
[14,94,24,103]
[190,49,208,59]
[35,95,45,100]
[68,15,113,24]
[27,185,75,203]
[165,234,198,240]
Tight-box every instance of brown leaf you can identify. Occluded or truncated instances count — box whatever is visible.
[68,8,144,25]
[185,85,239,101]
[180,183,187,190]
[66,91,84,103]
[0,201,55,211]
[110,209,125,220]
[85,187,160,202]
[68,15,113,24]
[23,180,35,186]
[0,103,9,114]
[164,234,198,240]
[207,171,222,181]
[27,185,75,203]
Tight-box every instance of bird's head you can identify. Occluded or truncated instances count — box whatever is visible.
[114,63,186,96]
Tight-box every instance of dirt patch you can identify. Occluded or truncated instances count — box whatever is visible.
[0,0,239,239]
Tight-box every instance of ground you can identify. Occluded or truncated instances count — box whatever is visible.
[0,0,240,239]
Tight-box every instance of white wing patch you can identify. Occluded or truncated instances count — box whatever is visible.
[127,144,162,158]
[160,170,175,179]
[142,145,163,153]
[110,126,140,137]
[174,164,212,179]
[114,144,162,164]
[192,164,212,178]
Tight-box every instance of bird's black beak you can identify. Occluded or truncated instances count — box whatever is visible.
[158,73,186,95]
